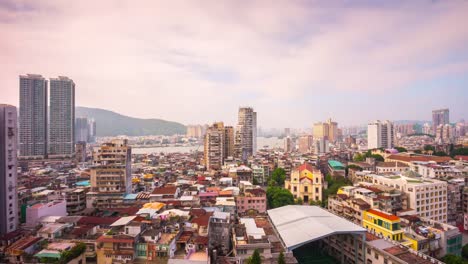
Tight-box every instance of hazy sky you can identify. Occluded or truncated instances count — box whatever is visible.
[1,0,468,128]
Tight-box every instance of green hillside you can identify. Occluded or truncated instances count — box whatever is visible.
[76,106,186,136]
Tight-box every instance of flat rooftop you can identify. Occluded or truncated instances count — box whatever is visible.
[268,205,366,251]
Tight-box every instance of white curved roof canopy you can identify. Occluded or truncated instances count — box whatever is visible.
[267,205,366,251]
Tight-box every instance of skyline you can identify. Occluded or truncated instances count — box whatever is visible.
[1,1,468,127]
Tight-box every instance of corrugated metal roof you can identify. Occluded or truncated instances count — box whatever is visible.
[110,216,137,227]
[268,205,366,251]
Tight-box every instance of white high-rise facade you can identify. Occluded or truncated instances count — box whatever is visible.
[49,76,75,157]
[75,117,89,142]
[367,120,394,149]
[0,105,18,235]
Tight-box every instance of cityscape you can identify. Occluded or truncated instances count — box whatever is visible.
[1,1,468,264]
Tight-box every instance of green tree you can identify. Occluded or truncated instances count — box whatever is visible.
[451,147,468,157]
[271,168,286,186]
[266,186,294,208]
[278,251,286,264]
[347,164,363,171]
[424,145,436,152]
[59,243,87,264]
[462,243,468,259]
[323,177,352,205]
[369,154,384,162]
[247,249,262,264]
[309,200,322,206]
[441,254,463,264]
[353,153,365,162]
[252,177,259,185]
[394,147,407,153]
[295,197,303,205]
[434,151,448,157]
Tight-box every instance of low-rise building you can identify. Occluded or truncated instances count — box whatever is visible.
[235,188,267,215]
[26,200,67,227]
[63,188,86,215]
[362,209,404,241]
[375,161,409,174]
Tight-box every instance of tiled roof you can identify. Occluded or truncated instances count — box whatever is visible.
[77,216,120,226]
[191,213,214,227]
[367,209,399,221]
[97,234,135,243]
[455,155,468,161]
[296,163,315,172]
[386,154,451,163]
[376,161,409,167]
[152,186,178,195]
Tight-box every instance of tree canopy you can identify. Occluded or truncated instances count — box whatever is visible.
[462,243,468,260]
[394,146,407,153]
[353,151,384,162]
[267,186,295,208]
[247,249,262,264]
[271,168,287,186]
[451,147,468,157]
[441,254,464,264]
[278,252,286,264]
[322,174,352,207]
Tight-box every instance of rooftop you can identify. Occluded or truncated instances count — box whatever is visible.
[366,209,400,221]
[328,160,345,170]
[268,205,366,251]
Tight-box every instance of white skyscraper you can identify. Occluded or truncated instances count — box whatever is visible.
[0,105,18,235]
[49,76,75,157]
[367,120,394,149]
[75,117,89,142]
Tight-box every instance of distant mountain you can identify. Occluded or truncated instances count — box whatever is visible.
[76,107,186,136]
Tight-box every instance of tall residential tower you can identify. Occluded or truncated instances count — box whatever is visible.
[49,76,75,157]
[204,122,225,170]
[235,107,257,160]
[432,109,449,135]
[19,74,48,159]
[367,120,394,149]
[0,105,18,235]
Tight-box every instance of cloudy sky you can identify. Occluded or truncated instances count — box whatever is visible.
[1,0,468,128]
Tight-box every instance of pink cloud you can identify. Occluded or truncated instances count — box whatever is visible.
[0,0,467,126]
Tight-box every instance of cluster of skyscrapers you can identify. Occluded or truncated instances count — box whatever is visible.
[19,74,76,159]
[204,107,257,169]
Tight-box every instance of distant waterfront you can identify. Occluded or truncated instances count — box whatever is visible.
[132,137,283,154]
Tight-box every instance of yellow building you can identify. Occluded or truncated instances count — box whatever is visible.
[285,163,323,203]
[313,122,329,140]
[313,118,338,142]
[362,209,403,241]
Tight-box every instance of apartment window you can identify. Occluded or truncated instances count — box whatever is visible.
[374,252,379,260]
[367,248,371,254]
[293,187,297,192]
[304,186,308,192]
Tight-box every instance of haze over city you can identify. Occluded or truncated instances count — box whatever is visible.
[1,0,468,127]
